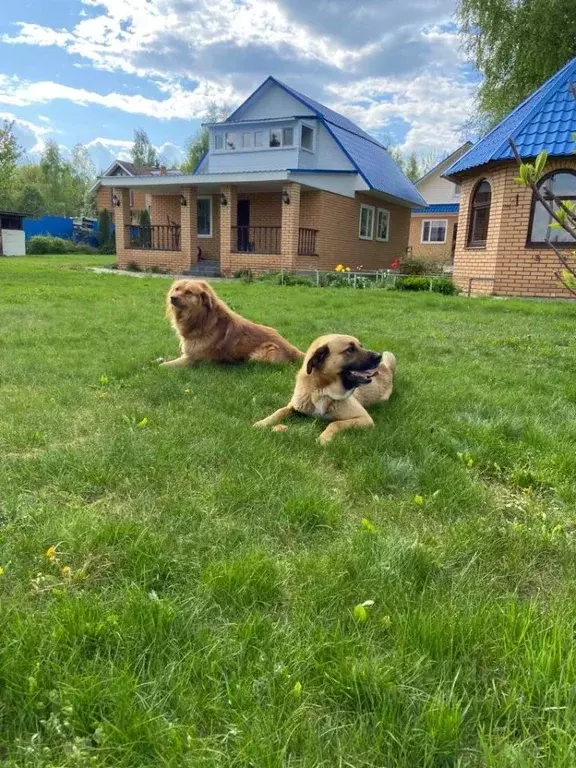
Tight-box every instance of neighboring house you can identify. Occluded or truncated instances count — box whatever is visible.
[444,56,576,298]
[92,161,183,223]
[408,143,472,264]
[97,76,425,275]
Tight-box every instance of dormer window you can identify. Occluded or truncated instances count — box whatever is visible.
[301,124,314,151]
[282,127,294,147]
[269,129,282,148]
[214,134,224,150]
[254,132,263,147]
[225,133,237,150]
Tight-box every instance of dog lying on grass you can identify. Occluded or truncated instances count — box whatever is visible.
[161,279,304,367]
[253,333,396,443]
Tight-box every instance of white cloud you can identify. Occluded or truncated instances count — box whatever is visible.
[0,110,53,156]
[0,0,473,154]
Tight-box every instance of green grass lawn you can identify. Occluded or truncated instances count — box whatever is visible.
[2,255,576,767]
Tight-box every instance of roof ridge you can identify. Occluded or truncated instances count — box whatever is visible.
[492,55,576,158]
[451,56,576,174]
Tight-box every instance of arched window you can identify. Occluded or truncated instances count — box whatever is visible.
[529,170,576,246]
[467,180,491,248]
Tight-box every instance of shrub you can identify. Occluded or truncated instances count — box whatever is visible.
[233,269,254,282]
[396,276,457,295]
[398,259,443,276]
[126,260,142,272]
[27,236,95,255]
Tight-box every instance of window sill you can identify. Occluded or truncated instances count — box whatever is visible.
[376,238,389,243]
[198,234,212,239]
[421,241,447,245]
[359,236,374,241]
[466,245,487,250]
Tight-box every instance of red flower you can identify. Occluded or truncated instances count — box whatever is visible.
[390,258,401,269]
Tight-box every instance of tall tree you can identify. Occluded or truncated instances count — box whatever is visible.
[0,121,22,208]
[457,0,576,127]
[71,143,97,217]
[131,128,158,170]
[17,186,46,218]
[181,104,230,173]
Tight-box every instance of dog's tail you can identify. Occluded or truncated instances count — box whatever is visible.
[381,351,396,373]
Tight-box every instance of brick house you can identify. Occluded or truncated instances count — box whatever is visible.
[444,56,576,298]
[408,143,472,265]
[96,77,425,276]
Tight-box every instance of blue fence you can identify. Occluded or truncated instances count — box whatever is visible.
[23,215,103,248]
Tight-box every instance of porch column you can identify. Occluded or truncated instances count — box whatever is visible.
[180,187,198,269]
[280,182,301,269]
[114,188,130,269]
[220,185,237,274]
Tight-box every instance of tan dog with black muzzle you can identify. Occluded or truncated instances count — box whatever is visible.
[254,334,396,443]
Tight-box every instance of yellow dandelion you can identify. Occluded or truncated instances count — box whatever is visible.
[61,566,71,577]
[0,566,4,576]
[45,545,57,560]
[335,264,344,272]
[414,495,424,505]
[345,267,351,272]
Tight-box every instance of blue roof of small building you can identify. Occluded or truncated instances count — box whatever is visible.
[412,203,460,214]
[445,56,576,178]
[225,76,426,207]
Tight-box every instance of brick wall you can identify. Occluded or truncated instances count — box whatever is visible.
[310,190,411,271]
[149,194,181,226]
[453,157,576,298]
[408,213,458,263]
[96,186,147,221]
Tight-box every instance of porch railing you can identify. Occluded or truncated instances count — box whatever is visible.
[232,226,281,254]
[298,228,318,256]
[126,225,181,251]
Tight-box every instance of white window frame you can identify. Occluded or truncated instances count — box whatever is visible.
[300,123,315,152]
[225,132,237,151]
[282,127,294,147]
[421,218,448,244]
[242,132,252,149]
[254,131,263,148]
[214,134,224,150]
[359,204,375,241]
[197,196,213,239]
[376,208,390,243]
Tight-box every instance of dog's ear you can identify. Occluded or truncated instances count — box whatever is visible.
[306,344,329,375]
[200,288,214,311]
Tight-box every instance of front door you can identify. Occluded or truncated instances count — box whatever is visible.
[237,199,250,252]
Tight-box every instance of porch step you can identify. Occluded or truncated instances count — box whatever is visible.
[184,260,221,278]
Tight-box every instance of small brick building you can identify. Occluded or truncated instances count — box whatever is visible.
[95,77,425,276]
[444,56,576,298]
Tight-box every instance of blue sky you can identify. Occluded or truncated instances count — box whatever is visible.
[0,0,478,171]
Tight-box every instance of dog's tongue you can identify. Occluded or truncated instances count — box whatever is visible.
[364,367,380,377]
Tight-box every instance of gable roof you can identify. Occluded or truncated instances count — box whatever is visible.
[416,142,473,186]
[445,56,576,179]
[225,76,425,207]
[412,203,460,214]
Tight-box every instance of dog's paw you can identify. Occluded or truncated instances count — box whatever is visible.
[317,431,333,445]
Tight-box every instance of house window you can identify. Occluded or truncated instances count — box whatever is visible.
[282,127,294,147]
[376,208,390,242]
[197,197,212,238]
[359,204,375,240]
[301,124,314,151]
[453,183,461,198]
[269,129,282,148]
[421,219,448,244]
[467,179,491,248]
[225,133,237,150]
[254,131,263,148]
[242,133,252,149]
[214,134,224,150]
[529,170,576,246]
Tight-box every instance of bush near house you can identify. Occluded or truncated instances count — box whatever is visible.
[26,235,96,255]
[396,276,458,295]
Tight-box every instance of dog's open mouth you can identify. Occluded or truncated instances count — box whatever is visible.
[346,367,380,385]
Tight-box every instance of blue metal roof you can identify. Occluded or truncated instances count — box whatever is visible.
[445,56,576,177]
[412,203,460,214]
[225,76,425,207]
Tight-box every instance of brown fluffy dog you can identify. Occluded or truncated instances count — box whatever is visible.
[253,334,395,443]
[161,279,303,367]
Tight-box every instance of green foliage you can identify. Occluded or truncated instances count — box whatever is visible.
[138,208,151,228]
[26,236,96,255]
[131,128,157,170]
[97,209,115,254]
[514,151,549,186]
[181,104,230,173]
[16,185,46,218]
[457,0,576,126]
[396,276,458,295]
[0,120,22,208]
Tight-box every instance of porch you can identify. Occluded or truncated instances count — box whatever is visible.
[112,182,319,274]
